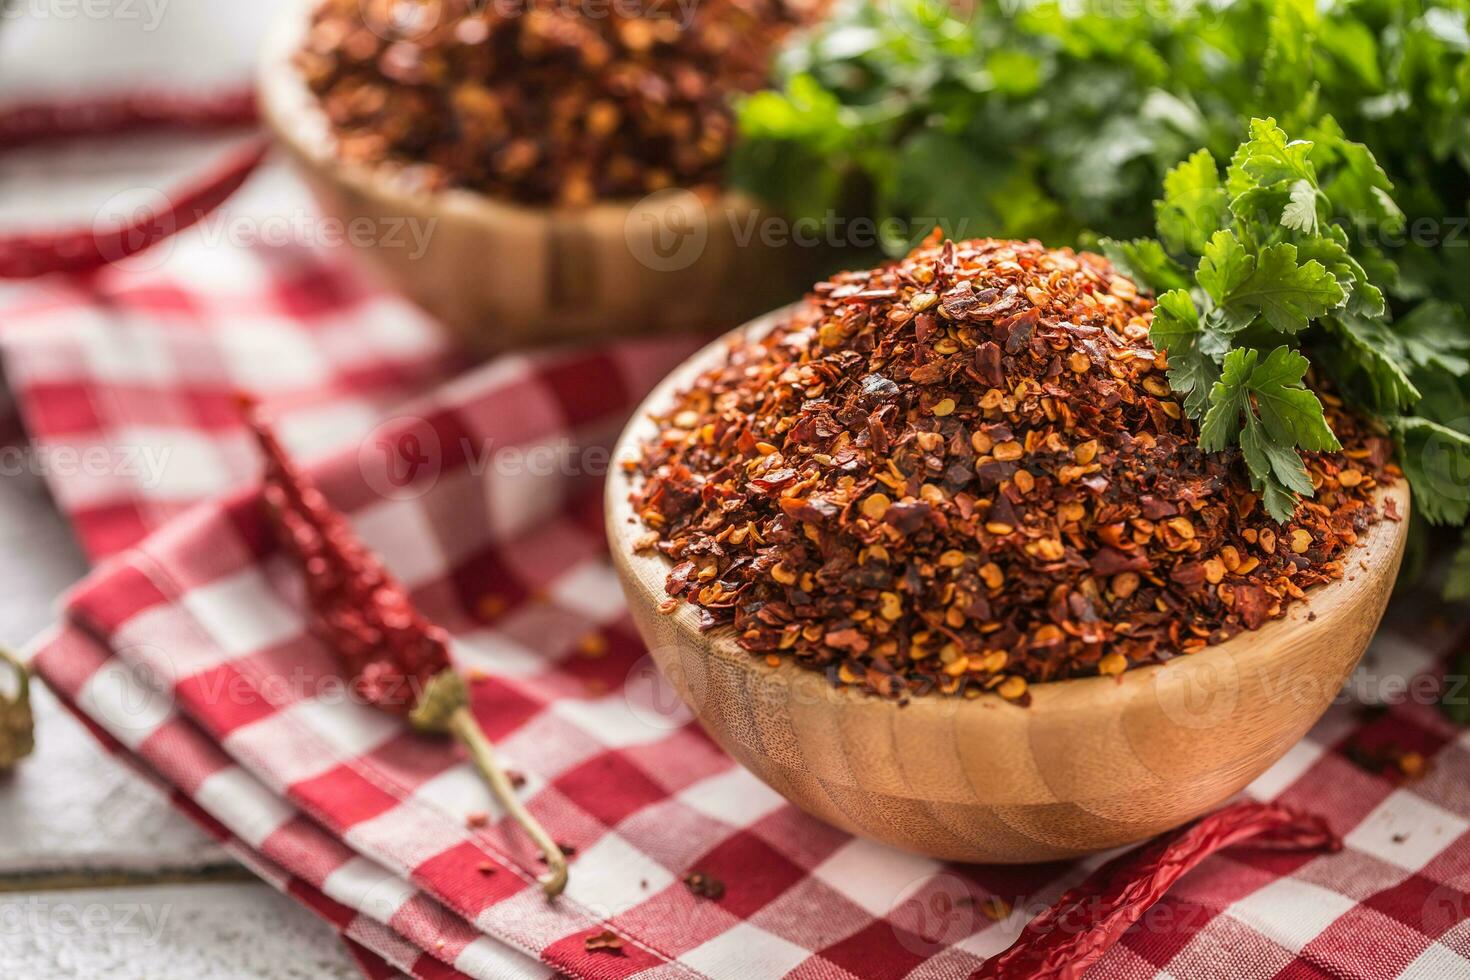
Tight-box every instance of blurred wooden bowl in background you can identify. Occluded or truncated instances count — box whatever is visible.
[257,3,809,355]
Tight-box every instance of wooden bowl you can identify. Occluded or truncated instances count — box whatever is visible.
[606,308,1411,864]
[256,4,807,355]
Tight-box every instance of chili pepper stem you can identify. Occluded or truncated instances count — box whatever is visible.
[0,648,35,769]
[447,706,569,898]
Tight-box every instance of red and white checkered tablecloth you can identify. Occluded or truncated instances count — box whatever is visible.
[5,181,1470,980]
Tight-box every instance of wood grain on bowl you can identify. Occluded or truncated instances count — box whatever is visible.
[606,308,1410,864]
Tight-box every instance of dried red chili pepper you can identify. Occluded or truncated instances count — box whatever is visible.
[240,396,568,896]
[0,90,267,279]
[975,801,1340,980]
[630,235,1395,700]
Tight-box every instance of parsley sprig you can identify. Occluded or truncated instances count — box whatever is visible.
[1107,117,1470,525]
[1106,119,1389,520]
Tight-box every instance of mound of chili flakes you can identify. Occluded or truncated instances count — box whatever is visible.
[629,235,1399,703]
[298,0,819,205]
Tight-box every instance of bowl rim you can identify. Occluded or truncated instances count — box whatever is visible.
[605,302,1412,719]
[256,0,758,226]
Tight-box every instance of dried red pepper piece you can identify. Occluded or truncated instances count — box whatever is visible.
[584,930,625,955]
[240,396,569,896]
[974,801,1341,980]
[0,90,267,279]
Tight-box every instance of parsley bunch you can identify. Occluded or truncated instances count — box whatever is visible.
[1106,119,1403,521]
[732,0,1470,592]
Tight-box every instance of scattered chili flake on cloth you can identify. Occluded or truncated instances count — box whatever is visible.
[631,235,1396,700]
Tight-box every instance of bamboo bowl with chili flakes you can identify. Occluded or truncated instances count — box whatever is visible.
[607,300,1410,865]
[257,1,808,355]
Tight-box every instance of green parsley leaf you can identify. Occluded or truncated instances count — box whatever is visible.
[1397,300,1470,377]
[1196,230,1253,319]
[1155,149,1227,255]
[1280,178,1322,236]
[1148,289,1225,418]
[1226,117,1317,197]
[1446,528,1470,604]
[1201,346,1339,521]
[1098,237,1193,294]
[1294,231,1385,319]
[1388,416,1470,525]
[1200,236,1345,334]
[1321,315,1421,412]
[1246,346,1343,453]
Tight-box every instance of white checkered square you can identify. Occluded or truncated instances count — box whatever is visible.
[678,767,787,827]
[111,425,234,500]
[324,855,418,922]
[544,560,629,623]
[455,936,553,980]
[344,800,470,876]
[563,833,676,917]
[351,496,451,589]
[811,838,942,918]
[681,922,811,978]
[1225,877,1357,952]
[1401,943,1470,979]
[180,567,302,658]
[1247,737,1327,800]
[217,316,331,390]
[1346,790,1470,872]
[194,766,295,848]
[411,763,497,824]
[76,659,172,750]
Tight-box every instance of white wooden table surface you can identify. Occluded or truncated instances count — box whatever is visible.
[0,3,360,976]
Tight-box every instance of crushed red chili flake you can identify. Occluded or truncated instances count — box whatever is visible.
[629,235,1396,700]
[682,871,725,900]
[584,930,625,955]
[298,0,821,205]
[1346,740,1429,781]
[978,896,1012,922]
